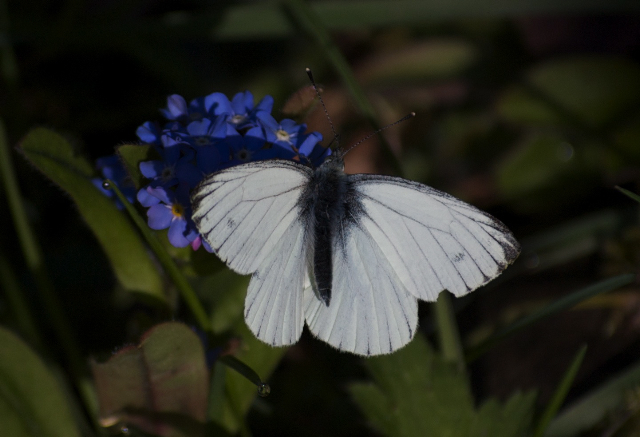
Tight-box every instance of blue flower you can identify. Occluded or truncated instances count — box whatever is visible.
[144,184,198,248]
[91,155,136,209]
[160,94,189,122]
[136,121,163,146]
[257,114,306,148]
[256,113,329,167]
[298,131,330,167]
[139,135,202,189]
[171,118,232,174]
[104,89,330,252]
[186,96,209,122]
[220,126,295,167]
[205,91,273,130]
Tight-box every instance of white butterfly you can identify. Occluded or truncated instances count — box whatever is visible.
[191,151,519,356]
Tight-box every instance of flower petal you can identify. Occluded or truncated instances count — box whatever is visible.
[168,218,195,247]
[137,187,160,207]
[139,160,164,179]
[255,95,274,113]
[147,204,173,230]
[205,92,233,115]
[146,186,173,205]
[136,122,161,144]
[161,94,188,120]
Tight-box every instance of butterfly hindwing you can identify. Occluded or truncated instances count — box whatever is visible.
[304,218,418,356]
[244,217,307,346]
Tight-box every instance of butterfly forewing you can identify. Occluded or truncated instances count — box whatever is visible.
[192,160,312,274]
[351,175,520,300]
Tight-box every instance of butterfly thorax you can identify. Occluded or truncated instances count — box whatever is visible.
[299,155,350,306]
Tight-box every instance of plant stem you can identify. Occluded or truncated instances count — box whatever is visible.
[107,180,211,332]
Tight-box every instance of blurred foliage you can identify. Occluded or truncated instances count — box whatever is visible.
[91,322,208,437]
[350,333,536,437]
[1,0,640,436]
[0,326,82,437]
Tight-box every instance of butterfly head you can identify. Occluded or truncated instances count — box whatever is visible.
[320,148,345,172]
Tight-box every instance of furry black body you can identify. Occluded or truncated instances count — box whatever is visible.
[298,154,363,306]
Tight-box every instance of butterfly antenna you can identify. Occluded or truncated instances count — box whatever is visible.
[306,68,340,149]
[342,112,416,156]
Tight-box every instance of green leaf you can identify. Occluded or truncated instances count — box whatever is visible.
[196,269,248,335]
[91,322,209,437]
[472,391,537,437]
[195,269,284,432]
[19,128,165,301]
[116,144,158,190]
[545,359,640,437]
[106,181,210,331]
[0,326,81,437]
[349,334,536,437]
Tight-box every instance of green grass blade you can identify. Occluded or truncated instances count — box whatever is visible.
[533,345,587,437]
[0,253,42,350]
[545,359,640,436]
[207,362,227,425]
[0,122,96,421]
[466,273,636,362]
[616,186,640,204]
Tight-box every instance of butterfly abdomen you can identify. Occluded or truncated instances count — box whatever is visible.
[298,157,351,306]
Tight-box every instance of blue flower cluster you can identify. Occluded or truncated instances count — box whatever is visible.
[94,91,329,251]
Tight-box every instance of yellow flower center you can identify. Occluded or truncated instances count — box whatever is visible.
[230,115,246,125]
[171,203,184,218]
[276,129,290,142]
